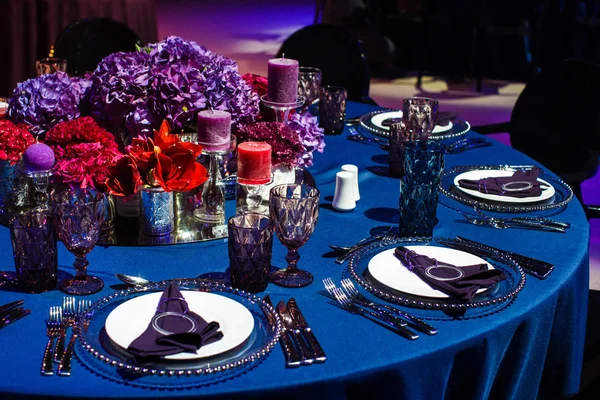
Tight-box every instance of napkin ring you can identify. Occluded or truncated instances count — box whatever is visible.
[425,264,465,281]
[151,311,197,336]
[501,181,533,192]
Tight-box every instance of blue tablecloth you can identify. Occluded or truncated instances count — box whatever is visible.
[0,102,589,399]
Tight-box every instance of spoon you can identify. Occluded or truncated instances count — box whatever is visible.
[115,274,152,286]
[460,211,566,233]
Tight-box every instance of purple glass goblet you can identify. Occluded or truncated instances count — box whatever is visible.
[269,184,320,288]
[52,188,105,295]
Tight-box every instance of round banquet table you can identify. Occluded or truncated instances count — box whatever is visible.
[0,102,589,400]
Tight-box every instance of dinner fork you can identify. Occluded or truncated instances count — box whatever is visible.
[340,279,438,335]
[327,285,418,340]
[54,297,75,363]
[58,300,92,377]
[41,306,62,376]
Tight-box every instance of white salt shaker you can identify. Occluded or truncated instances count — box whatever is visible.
[341,164,360,201]
[332,171,356,212]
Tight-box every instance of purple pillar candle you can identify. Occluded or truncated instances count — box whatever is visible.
[267,57,299,104]
[197,110,232,151]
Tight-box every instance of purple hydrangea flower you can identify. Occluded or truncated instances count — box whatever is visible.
[8,72,92,136]
[88,51,153,144]
[288,113,326,167]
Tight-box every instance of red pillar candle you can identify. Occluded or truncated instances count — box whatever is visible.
[237,142,272,185]
[197,110,232,151]
[267,57,299,104]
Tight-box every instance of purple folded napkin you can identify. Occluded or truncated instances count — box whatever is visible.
[435,111,458,126]
[457,167,543,198]
[127,283,223,359]
[394,247,506,301]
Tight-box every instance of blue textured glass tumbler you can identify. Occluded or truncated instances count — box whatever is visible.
[402,140,445,182]
[398,177,440,241]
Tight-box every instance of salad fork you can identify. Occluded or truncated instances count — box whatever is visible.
[340,279,438,335]
[54,297,75,363]
[327,285,418,340]
[57,300,92,376]
[41,306,62,376]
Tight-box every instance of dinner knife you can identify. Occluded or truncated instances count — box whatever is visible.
[287,298,326,363]
[0,308,31,329]
[276,301,313,366]
[0,300,25,318]
[263,296,301,368]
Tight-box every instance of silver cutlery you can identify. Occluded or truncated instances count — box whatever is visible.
[0,307,31,329]
[348,126,389,147]
[0,300,24,317]
[329,233,385,255]
[326,284,419,340]
[459,211,566,233]
[115,274,153,287]
[473,208,570,230]
[340,279,438,335]
[446,138,493,154]
[277,301,313,366]
[57,300,92,377]
[436,236,554,280]
[264,296,301,368]
[335,229,396,264]
[41,306,62,376]
[288,298,326,363]
[54,297,75,363]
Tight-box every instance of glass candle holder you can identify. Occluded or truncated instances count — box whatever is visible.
[319,86,347,135]
[36,58,67,76]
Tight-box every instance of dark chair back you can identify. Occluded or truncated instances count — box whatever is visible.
[509,59,600,198]
[53,18,143,76]
[276,24,375,104]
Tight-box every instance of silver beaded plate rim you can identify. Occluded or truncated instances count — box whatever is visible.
[358,108,471,140]
[346,238,526,310]
[438,164,574,213]
[73,278,283,378]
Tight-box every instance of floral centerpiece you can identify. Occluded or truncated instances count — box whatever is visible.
[89,36,260,145]
[106,121,208,197]
[8,72,92,137]
[44,116,122,191]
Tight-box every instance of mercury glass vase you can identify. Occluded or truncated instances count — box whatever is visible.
[140,186,175,236]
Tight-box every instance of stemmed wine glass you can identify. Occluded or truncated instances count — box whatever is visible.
[269,184,320,287]
[52,188,105,295]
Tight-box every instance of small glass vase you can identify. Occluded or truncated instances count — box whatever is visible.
[140,186,175,236]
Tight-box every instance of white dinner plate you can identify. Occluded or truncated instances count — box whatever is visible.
[453,169,556,204]
[367,246,494,298]
[370,110,453,134]
[105,291,255,360]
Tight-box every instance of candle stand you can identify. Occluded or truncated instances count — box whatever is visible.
[193,137,236,223]
[26,169,52,210]
[236,175,273,215]
[260,95,305,124]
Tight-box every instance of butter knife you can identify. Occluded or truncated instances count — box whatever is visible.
[0,300,25,318]
[0,308,31,329]
[277,301,313,366]
[287,298,326,363]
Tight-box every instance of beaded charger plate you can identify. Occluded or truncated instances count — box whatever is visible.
[439,165,574,214]
[74,278,282,389]
[358,108,471,141]
[343,238,526,320]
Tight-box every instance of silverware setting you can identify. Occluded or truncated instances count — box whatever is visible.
[41,300,92,377]
[264,295,325,368]
[322,278,438,339]
[474,208,570,229]
[436,236,554,280]
[0,300,30,330]
[445,138,492,154]
[459,210,567,233]
[331,228,397,265]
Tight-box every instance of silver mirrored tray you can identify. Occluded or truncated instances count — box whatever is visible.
[343,237,525,319]
[439,165,573,214]
[358,108,471,141]
[73,278,282,389]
